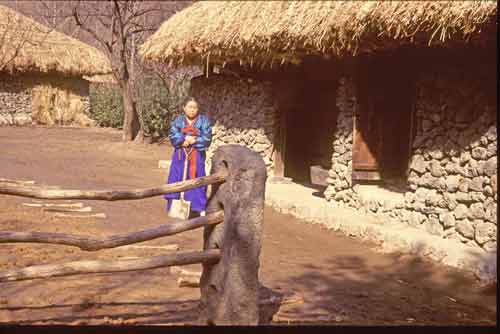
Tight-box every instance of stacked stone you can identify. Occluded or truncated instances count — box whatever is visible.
[324,77,356,206]
[401,70,497,252]
[191,76,277,175]
[0,75,32,125]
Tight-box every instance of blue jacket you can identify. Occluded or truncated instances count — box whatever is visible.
[169,114,212,151]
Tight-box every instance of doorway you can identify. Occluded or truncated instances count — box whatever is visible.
[284,79,338,184]
[353,52,416,190]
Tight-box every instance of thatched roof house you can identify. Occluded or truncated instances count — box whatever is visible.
[140,1,497,67]
[0,5,111,126]
[141,1,497,257]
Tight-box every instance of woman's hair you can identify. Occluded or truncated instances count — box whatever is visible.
[182,96,198,107]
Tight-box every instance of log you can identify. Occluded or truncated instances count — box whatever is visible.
[0,249,221,282]
[170,266,201,277]
[23,203,84,208]
[54,213,106,219]
[43,207,92,213]
[0,171,227,201]
[259,293,304,306]
[0,211,224,251]
[0,178,35,185]
[119,244,180,251]
[177,276,200,288]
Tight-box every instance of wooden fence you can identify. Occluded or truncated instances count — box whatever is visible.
[0,144,267,325]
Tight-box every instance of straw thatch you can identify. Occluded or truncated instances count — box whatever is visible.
[140,1,497,68]
[0,5,111,76]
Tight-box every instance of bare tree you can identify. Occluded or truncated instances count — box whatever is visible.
[71,0,188,142]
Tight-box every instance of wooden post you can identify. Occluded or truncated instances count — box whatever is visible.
[198,145,267,325]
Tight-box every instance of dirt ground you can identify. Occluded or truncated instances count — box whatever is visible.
[0,126,496,325]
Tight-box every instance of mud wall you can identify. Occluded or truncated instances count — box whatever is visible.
[190,75,278,175]
[0,73,32,125]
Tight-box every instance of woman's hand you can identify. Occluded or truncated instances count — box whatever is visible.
[185,135,197,145]
[182,139,190,147]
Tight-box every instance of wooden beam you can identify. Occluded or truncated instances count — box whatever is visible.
[0,249,221,282]
[0,171,227,201]
[0,211,224,251]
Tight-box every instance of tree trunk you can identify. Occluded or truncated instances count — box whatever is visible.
[122,80,141,142]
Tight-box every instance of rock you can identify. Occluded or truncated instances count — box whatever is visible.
[456,219,474,239]
[459,152,471,165]
[483,157,497,177]
[455,192,472,203]
[422,119,433,132]
[469,202,485,220]
[440,213,456,228]
[423,217,444,236]
[486,126,496,142]
[469,177,485,192]
[471,147,487,160]
[445,175,460,192]
[255,134,269,144]
[470,192,486,202]
[445,163,464,175]
[454,204,468,220]
[443,192,458,210]
[428,161,444,177]
[429,149,444,160]
[410,155,427,174]
[486,142,496,158]
[457,178,470,193]
[483,241,497,252]
[424,190,441,206]
[484,201,497,223]
[408,211,425,227]
[474,222,496,245]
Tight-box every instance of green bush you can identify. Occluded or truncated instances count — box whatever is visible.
[88,84,124,129]
[88,74,191,138]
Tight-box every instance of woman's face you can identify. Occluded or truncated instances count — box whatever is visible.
[184,101,199,119]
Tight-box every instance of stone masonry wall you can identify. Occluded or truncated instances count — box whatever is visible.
[324,68,497,253]
[403,68,497,252]
[324,77,356,204]
[0,74,32,125]
[190,75,278,175]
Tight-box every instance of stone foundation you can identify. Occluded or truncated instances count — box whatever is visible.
[190,75,278,175]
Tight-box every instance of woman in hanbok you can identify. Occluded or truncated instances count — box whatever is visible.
[164,97,212,217]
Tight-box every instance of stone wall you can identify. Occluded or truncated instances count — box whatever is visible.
[0,73,92,127]
[0,74,32,125]
[404,68,497,252]
[323,67,497,253]
[190,75,278,175]
[324,77,356,204]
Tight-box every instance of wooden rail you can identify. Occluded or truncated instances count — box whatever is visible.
[0,250,221,282]
[0,171,227,201]
[0,211,224,251]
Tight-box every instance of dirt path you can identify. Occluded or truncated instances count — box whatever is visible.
[0,126,496,325]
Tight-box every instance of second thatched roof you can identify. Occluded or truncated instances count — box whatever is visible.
[140,1,497,68]
[0,5,111,76]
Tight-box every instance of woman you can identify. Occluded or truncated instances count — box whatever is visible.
[164,97,212,216]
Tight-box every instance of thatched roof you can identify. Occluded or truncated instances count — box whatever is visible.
[0,5,111,76]
[140,1,497,68]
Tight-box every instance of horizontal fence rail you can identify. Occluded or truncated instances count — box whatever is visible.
[0,249,221,282]
[0,171,227,201]
[0,211,224,251]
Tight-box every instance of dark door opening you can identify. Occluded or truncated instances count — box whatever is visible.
[284,80,338,184]
[353,52,415,189]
